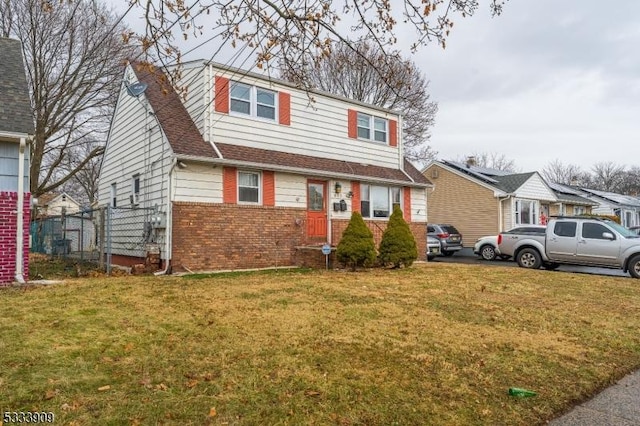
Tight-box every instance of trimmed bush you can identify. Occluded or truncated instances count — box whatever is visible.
[378,205,417,268]
[336,211,376,271]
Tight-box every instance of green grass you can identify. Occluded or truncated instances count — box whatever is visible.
[1,262,639,425]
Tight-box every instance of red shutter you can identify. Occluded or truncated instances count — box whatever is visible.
[351,181,361,213]
[389,119,398,147]
[347,109,357,139]
[263,171,275,206]
[215,76,230,113]
[279,92,291,125]
[223,167,237,204]
[403,186,411,222]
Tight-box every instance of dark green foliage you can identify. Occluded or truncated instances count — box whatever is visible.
[336,211,377,271]
[378,205,418,268]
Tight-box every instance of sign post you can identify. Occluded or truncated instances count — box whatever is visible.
[321,243,332,270]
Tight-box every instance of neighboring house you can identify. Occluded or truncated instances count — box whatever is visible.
[545,182,597,217]
[36,192,81,217]
[97,60,431,271]
[0,38,34,284]
[574,187,640,228]
[423,160,560,245]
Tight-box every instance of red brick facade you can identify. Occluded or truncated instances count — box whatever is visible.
[171,202,426,271]
[0,192,30,284]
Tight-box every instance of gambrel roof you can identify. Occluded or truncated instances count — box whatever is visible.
[131,63,430,187]
[0,38,34,136]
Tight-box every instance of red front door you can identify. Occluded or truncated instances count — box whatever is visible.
[307,180,327,239]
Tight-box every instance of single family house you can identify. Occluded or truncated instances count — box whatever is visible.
[0,38,33,284]
[422,159,592,245]
[35,192,81,217]
[97,60,431,271]
[575,187,640,228]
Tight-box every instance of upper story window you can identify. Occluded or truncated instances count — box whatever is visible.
[357,112,388,143]
[361,184,402,218]
[230,82,276,121]
[238,171,260,204]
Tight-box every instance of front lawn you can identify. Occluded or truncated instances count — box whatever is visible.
[1,263,639,425]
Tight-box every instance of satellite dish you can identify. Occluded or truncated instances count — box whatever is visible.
[125,81,148,97]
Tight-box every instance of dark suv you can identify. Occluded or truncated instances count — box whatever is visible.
[427,224,463,256]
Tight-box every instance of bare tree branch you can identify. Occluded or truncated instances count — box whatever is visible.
[280,40,438,165]
[1,0,136,197]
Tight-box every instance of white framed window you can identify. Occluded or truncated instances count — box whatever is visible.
[230,81,277,121]
[374,117,387,143]
[356,112,388,143]
[357,112,371,139]
[574,206,586,216]
[515,199,537,225]
[360,184,402,218]
[110,183,117,208]
[238,171,260,204]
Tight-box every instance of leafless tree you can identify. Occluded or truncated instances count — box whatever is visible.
[1,0,135,198]
[457,152,518,172]
[57,140,104,207]
[541,159,588,185]
[132,1,506,91]
[618,167,640,196]
[279,40,438,164]
[591,161,626,192]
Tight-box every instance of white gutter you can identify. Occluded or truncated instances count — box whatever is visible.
[15,138,26,283]
[155,157,177,276]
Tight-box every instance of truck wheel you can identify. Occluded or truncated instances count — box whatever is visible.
[480,245,497,261]
[629,254,640,279]
[517,248,542,269]
[442,250,455,257]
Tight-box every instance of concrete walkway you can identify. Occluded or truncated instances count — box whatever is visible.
[549,370,640,425]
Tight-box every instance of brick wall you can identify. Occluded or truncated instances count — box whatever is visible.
[172,202,307,271]
[0,192,30,284]
[171,202,426,272]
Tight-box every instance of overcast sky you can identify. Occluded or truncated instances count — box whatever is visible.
[118,1,640,174]
[418,0,640,172]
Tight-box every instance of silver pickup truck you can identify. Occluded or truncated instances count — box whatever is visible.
[497,216,640,278]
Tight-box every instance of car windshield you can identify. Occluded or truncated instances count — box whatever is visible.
[441,225,460,234]
[605,220,639,238]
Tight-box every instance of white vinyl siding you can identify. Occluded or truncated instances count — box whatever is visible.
[173,165,223,203]
[515,174,556,201]
[410,187,428,223]
[208,65,400,169]
[98,64,174,259]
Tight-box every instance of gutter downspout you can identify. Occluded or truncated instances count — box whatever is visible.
[15,138,26,284]
[155,157,177,275]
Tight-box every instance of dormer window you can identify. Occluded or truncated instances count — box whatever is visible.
[230,82,276,121]
[355,112,389,144]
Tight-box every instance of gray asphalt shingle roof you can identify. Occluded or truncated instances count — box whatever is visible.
[492,172,536,193]
[133,62,430,186]
[0,38,34,135]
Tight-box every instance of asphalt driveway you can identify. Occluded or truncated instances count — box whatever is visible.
[433,248,630,279]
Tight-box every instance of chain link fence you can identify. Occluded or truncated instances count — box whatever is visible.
[30,206,159,274]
